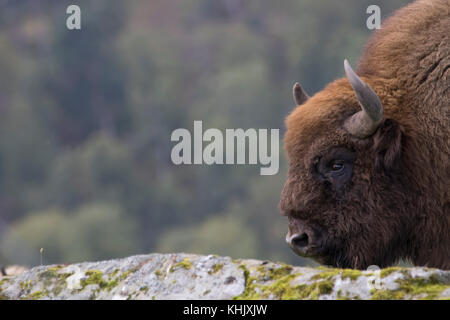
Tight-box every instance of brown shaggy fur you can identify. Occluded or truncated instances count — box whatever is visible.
[281,0,449,269]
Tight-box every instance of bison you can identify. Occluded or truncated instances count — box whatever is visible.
[280,0,449,270]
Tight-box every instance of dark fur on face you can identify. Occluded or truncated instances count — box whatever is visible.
[281,0,449,270]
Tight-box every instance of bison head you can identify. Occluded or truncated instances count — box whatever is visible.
[281,60,408,269]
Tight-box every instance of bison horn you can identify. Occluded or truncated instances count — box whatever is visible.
[293,82,309,105]
[343,59,383,138]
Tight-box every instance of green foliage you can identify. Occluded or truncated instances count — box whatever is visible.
[157,213,260,260]
[1,203,138,265]
[47,133,134,209]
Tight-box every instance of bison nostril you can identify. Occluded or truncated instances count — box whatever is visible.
[291,233,309,248]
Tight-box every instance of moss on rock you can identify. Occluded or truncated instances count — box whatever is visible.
[312,267,362,281]
[234,262,336,300]
[170,258,192,272]
[79,270,121,292]
[209,263,224,274]
[371,274,448,300]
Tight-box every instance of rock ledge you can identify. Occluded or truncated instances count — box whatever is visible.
[1,253,449,300]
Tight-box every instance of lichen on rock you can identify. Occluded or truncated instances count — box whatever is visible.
[0,253,448,300]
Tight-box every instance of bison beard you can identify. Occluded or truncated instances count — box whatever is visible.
[281,0,450,270]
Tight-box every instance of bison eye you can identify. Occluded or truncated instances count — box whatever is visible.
[315,147,355,190]
[330,161,344,172]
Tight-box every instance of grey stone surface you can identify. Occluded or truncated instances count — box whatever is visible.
[0,253,449,300]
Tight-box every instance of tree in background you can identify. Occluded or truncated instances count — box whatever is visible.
[1,202,138,265]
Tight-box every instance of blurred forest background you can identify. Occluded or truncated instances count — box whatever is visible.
[0,0,410,267]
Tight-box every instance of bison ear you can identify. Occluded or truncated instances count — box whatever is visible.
[293,83,309,105]
[372,119,403,169]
